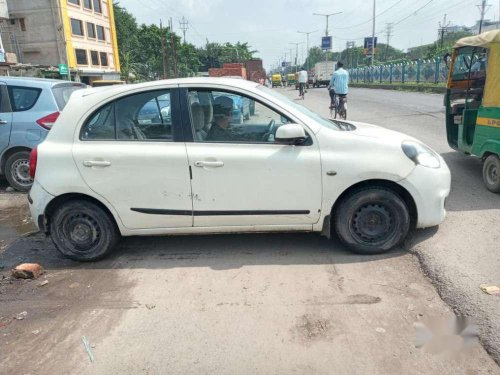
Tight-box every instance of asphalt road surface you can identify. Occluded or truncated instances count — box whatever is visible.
[0,87,499,374]
[282,85,500,363]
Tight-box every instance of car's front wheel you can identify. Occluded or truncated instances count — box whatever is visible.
[483,154,500,193]
[334,187,410,254]
[5,151,33,191]
[50,200,120,261]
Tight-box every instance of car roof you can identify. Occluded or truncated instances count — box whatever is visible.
[81,77,260,97]
[0,76,86,88]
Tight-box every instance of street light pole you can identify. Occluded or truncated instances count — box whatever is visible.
[289,42,303,72]
[313,12,343,64]
[298,30,318,71]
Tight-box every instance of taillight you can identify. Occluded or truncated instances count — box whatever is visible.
[29,147,37,179]
[36,111,60,130]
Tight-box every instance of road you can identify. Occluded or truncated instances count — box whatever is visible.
[0,87,499,374]
[284,85,500,363]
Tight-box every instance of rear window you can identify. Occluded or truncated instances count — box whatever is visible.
[52,84,86,110]
[7,86,42,112]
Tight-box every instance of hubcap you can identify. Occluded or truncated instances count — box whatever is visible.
[486,163,498,185]
[11,159,32,186]
[62,213,100,252]
[352,204,394,244]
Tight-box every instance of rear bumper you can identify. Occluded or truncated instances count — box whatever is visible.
[28,180,54,233]
[398,158,451,228]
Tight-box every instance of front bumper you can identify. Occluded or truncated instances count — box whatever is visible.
[398,158,451,228]
[28,180,54,233]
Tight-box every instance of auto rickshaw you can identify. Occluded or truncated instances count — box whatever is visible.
[287,73,296,87]
[445,29,500,192]
[271,73,282,87]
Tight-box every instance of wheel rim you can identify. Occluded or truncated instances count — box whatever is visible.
[485,163,499,186]
[60,213,101,253]
[351,203,395,245]
[10,159,33,187]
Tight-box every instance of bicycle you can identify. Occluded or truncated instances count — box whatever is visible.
[335,94,347,120]
[299,82,306,99]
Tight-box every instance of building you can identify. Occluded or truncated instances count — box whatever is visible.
[470,19,499,35]
[1,0,120,83]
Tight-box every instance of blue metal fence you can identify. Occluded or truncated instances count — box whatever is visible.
[349,58,448,84]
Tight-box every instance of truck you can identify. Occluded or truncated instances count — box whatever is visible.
[313,61,336,87]
[244,59,267,83]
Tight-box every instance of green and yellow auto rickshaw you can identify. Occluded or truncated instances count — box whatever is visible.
[287,73,296,87]
[271,73,282,87]
[445,29,500,192]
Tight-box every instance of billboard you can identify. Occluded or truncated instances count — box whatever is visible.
[363,37,378,55]
[321,36,332,50]
[0,0,8,19]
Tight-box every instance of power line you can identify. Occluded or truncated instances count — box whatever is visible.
[332,0,405,30]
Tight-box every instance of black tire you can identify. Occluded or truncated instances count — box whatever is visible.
[483,154,500,193]
[334,187,410,255]
[50,200,120,261]
[5,151,33,191]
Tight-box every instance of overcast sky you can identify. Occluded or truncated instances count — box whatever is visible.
[117,0,499,71]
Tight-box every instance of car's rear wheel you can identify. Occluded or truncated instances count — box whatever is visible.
[5,151,33,191]
[50,200,120,261]
[483,154,500,193]
[334,187,410,254]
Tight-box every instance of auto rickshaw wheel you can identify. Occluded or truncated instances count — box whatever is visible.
[483,154,500,193]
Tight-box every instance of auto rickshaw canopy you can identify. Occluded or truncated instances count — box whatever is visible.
[454,29,500,107]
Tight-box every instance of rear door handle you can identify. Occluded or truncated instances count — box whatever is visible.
[0,120,8,125]
[194,161,224,168]
[83,160,111,167]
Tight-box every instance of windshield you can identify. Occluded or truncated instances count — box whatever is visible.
[257,85,341,130]
[52,83,86,110]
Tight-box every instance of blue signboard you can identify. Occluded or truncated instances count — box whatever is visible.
[364,37,378,49]
[321,36,332,50]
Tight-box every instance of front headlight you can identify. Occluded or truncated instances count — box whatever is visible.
[401,140,441,168]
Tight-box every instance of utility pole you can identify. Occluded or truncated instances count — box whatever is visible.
[313,12,343,65]
[371,0,376,66]
[297,30,318,70]
[385,23,393,62]
[169,18,178,77]
[438,14,450,48]
[179,16,189,44]
[346,41,355,68]
[289,42,303,72]
[160,19,167,79]
[477,0,491,33]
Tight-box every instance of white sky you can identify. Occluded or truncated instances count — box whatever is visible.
[117,0,499,71]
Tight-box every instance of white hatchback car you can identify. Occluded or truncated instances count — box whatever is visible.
[28,78,450,261]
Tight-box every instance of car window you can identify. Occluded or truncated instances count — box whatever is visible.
[81,90,173,141]
[188,89,293,144]
[7,86,42,112]
[81,103,115,140]
[52,84,86,110]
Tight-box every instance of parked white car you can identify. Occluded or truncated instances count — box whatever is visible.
[28,78,451,261]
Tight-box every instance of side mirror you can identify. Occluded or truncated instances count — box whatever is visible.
[275,124,306,145]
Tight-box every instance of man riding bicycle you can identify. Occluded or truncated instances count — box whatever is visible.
[328,61,349,115]
[298,67,308,99]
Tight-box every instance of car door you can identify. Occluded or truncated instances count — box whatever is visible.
[72,88,193,230]
[0,83,13,156]
[183,87,322,228]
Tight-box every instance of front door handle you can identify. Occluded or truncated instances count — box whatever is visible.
[83,160,111,167]
[0,120,8,125]
[194,161,224,168]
